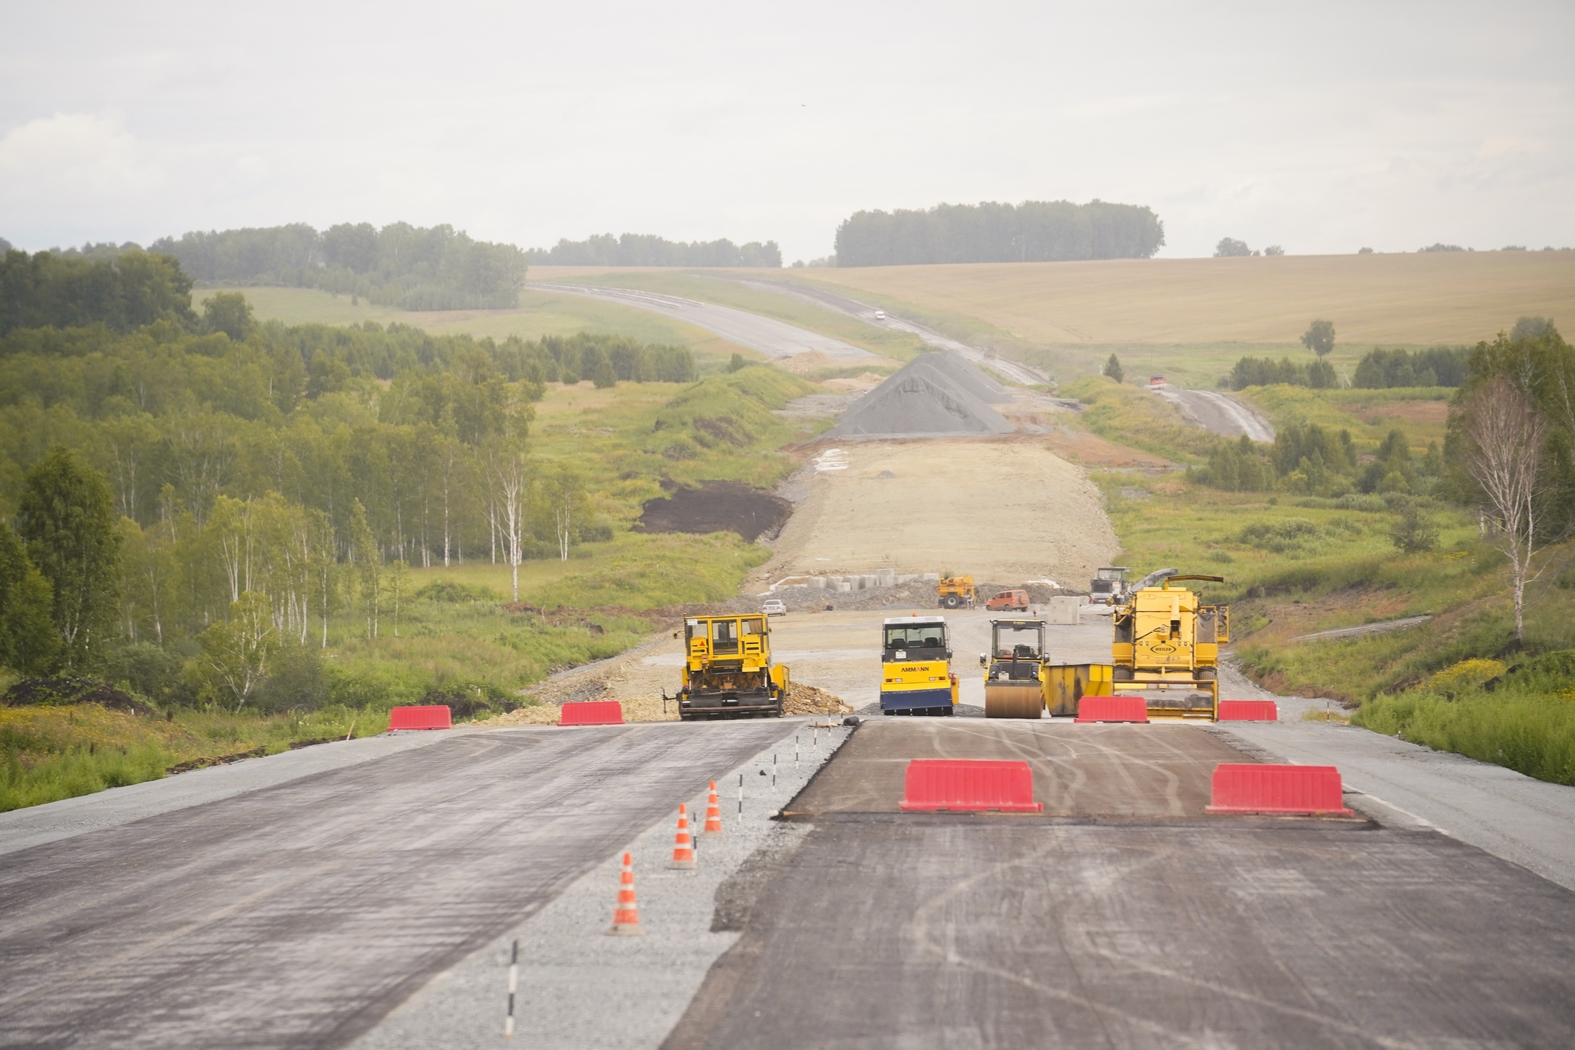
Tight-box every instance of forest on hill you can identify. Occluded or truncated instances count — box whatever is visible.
[525,233,782,267]
[34,222,528,311]
[833,199,1166,266]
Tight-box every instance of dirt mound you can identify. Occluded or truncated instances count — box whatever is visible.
[3,677,153,716]
[783,683,853,716]
[826,352,1014,441]
[638,480,793,541]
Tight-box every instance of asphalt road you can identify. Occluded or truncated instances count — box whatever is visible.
[789,720,1247,819]
[0,722,789,1050]
[1217,662,1575,893]
[665,817,1575,1049]
[712,275,1050,385]
[529,283,877,362]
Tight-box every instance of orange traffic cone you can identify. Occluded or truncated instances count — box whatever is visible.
[669,803,698,870]
[608,852,643,936]
[702,780,724,837]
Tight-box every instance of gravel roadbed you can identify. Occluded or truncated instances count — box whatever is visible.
[351,719,855,1050]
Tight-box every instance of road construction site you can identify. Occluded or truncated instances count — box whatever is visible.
[3,328,1574,1048]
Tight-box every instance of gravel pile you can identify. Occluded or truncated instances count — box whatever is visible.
[826,352,1014,441]
[910,350,1012,403]
[783,683,853,716]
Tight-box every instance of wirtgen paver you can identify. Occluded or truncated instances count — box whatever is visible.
[666,720,1575,1049]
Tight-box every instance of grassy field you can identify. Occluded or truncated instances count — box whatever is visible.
[783,252,1575,350]
[196,285,760,364]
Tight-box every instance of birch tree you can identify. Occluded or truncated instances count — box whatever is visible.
[349,498,381,639]
[490,445,532,602]
[1460,377,1550,643]
[199,590,277,711]
[549,467,584,562]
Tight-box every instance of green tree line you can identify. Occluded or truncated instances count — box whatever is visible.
[0,287,706,687]
[1193,424,1444,498]
[832,199,1165,266]
[1,250,194,335]
[1353,347,1472,389]
[1227,356,1338,390]
[41,222,527,310]
[525,233,782,267]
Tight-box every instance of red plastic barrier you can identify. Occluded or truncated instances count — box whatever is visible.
[899,759,1043,812]
[1218,699,1279,721]
[1074,695,1149,723]
[559,700,624,726]
[388,705,452,731]
[1206,763,1354,816]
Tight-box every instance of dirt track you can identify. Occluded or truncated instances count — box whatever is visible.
[761,439,1117,586]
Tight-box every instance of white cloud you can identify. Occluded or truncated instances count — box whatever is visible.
[0,112,160,195]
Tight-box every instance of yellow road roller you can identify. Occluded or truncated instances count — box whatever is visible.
[981,618,1051,718]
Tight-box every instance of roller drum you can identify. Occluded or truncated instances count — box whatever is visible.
[984,681,1044,718]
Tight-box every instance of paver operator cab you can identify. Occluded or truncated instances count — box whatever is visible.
[879,616,958,716]
[669,614,789,720]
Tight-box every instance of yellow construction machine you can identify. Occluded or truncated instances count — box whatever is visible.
[936,575,976,609]
[1110,570,1229,720]
[880,616,959,716]
[668,614,789,720]
[981,618,1050,718]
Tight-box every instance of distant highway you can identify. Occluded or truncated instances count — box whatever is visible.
[530,283,878,363]
[715,275,1051,386]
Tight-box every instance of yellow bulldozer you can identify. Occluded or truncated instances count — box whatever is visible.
[1110,570,1229,719]
[668,614,789,720]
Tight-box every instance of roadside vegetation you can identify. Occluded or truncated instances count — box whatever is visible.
[0,256,825,810]
[1093,319,1575,785]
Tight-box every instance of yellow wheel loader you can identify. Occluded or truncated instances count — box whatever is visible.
[1110,570,1229,720]
[981,618,1051,718]
[668,614,789,720]
[936,575,976,609]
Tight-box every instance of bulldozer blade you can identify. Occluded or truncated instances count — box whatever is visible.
[984,682,1044,719]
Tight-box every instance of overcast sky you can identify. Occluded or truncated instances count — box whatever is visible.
[1,1,1571,261]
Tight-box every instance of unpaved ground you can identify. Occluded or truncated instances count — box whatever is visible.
[760,439,1117,585]
[1154,386,1276,441]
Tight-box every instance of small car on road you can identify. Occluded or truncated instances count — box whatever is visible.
[762,598,788,616]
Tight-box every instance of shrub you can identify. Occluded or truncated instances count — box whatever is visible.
[414,580,504,603]
[1390,502,1440,553]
